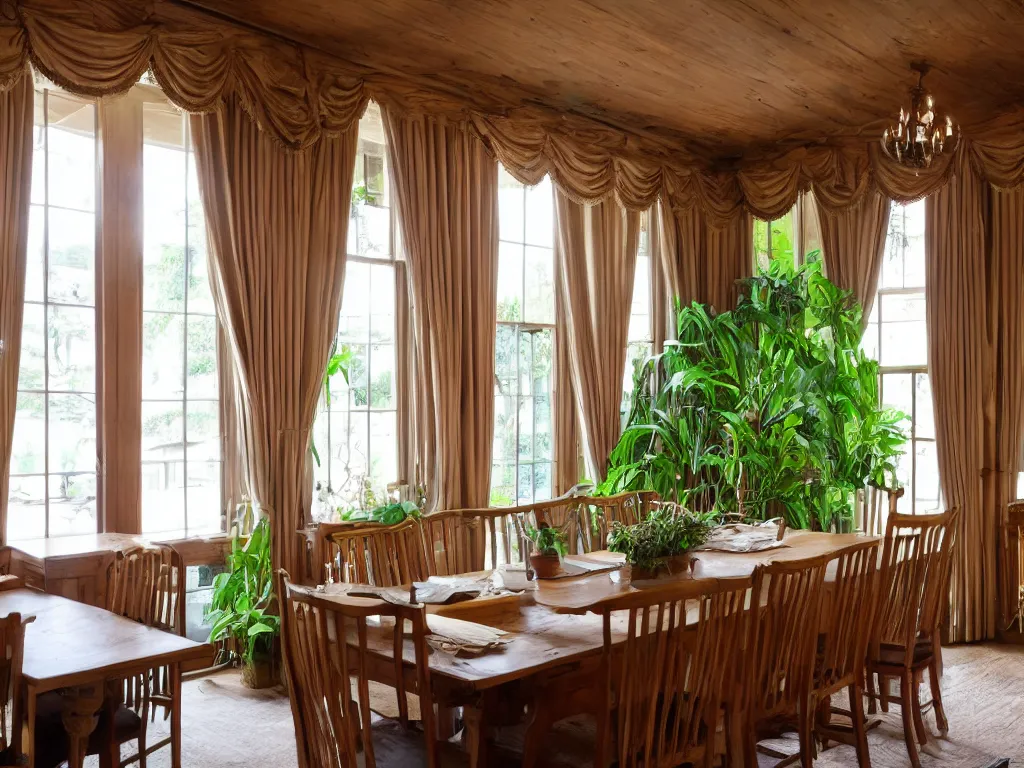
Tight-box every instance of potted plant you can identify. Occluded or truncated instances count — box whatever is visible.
[207,516,280,689]
[606,506,716,581]
[525,523,567,579]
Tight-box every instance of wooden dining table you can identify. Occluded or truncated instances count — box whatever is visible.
[321,530,876,767]
[1,586,210,768]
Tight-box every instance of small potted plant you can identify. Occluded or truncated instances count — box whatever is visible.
[525,523,567,579]
[207,516,280,688]
[606,506,715,581]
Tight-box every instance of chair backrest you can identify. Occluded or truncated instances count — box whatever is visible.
[0,612,33,755]
[817,537,881,693]
[875,507,959,653]
[743,553,830,720]
[596,576,750,768]
[277,570,436,768]
[107,545,185,635]
[575,491,658,553]
[329,518,428,587]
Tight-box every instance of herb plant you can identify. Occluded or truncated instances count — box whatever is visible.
[525,524,568,557]
[606,506,716,571]
[601,260,908,530]
[206,517,279,665]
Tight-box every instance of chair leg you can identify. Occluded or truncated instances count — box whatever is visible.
[899,670,921,768]
[910,670,928,746]
[848,682,871,768]
[879,674,890,713]
[865,671,878,715]
[928,658,949,737]
[798,699,814,768]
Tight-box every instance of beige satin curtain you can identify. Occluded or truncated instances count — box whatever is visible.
[553,264,581,496]
[924,154,1024,642]
[817,189,891,326]
[382,108,499,511]
[190,99,357,575]
[555,192,640,482]
[657,204,754,316]
[0,71,33,544]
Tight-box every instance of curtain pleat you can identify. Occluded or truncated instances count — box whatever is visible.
[926,155,995,642]
[555,192,640,482]
[382,108,498,511]
[992,187,1024,633]
[0,69,33,544]
[190,99,357,575]
[553,261,580,495]
[816,188,891,328]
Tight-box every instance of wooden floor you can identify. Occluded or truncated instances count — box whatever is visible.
[90,644,1024,767]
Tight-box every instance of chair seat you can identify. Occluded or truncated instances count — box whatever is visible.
[33,691,143,768]
[872,639,935,669]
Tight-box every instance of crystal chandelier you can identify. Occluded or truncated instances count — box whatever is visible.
[881,64,960,171]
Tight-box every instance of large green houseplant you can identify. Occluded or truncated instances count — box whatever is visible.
[601,260,907,530]
[207,516,280,688]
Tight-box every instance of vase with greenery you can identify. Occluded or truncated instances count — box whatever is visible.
[606,506,716,579]
[525,523,567,578]
[207,517,280,689]
[601,259,907,531]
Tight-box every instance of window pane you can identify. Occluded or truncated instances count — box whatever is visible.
[141,461,185,535]
[369,344,394,409]
[25,206,43,302]
[369,412,397,489]
[499,169,524,242]
[523,246,554,324]
[186,462,222,535]
[339,263,370,342]
[48,473,96,537]
[879,293,927,367]
[47,208,95,306]
[18,303,44,392]
[369,265,395,343]
[142,401,184,457]
[186,315,218,399]
[915,441,940,513]
[186,401,220,460]
[524,178,553,248]
[143,312,186,399]
[7,476,45,540]
[11,393,45,475]
[46,94,95,212]
[497,241,524,322]
[48,394,96,474]
[914,373,935,440]
[47,305,96,393]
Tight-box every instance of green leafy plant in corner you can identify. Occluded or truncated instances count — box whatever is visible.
[606,506,716,572]
[600,260,908,531]
[525,524,568,557]
[206,517,279,665]
[340,500,422,526]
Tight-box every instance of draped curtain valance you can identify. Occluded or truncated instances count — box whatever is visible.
[7,0,1024,221]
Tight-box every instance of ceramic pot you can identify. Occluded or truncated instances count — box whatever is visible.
[664,552,698,576]
[530,552,562,579]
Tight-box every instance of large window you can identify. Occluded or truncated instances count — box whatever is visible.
[8,87,98,540]
[863,200,938,515]
[491,169,555,506]
[753,195,822,271]
[140,98,221,537]
[622,217,652,416]
[313,105,398,507]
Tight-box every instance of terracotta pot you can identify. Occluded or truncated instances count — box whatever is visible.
[241,655,278,689]
[664,552,698,576]
[626,564,660,582]
[530,552,562,579]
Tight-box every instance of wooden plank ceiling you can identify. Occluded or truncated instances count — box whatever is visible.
[182,0,1024,161]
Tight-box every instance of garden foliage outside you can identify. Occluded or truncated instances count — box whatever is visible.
[601,260,907,531]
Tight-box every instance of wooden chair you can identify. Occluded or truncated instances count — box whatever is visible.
[0,612,33,766]
[592,576,751,768]
[277,570,452,768]
[812,537,881,767]
[330,518,429,587]
[865,508,958,768]
[739,553,831,768]
[34,544,185,768]
[573,491,658,553]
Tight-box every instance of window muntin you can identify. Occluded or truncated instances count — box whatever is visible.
[8,87,98,541]
[863,200,937,515]
[491,169,555,507]
[140,101,221,537]
[313,105,399,509]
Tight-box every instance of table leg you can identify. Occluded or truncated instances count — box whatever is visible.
[61,683,105,768]
[98,681,121,768]
[23,683,37,768]
[171,662,182,768]
[462,703,486,768]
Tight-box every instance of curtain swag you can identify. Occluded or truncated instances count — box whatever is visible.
[7,0,1024,219]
